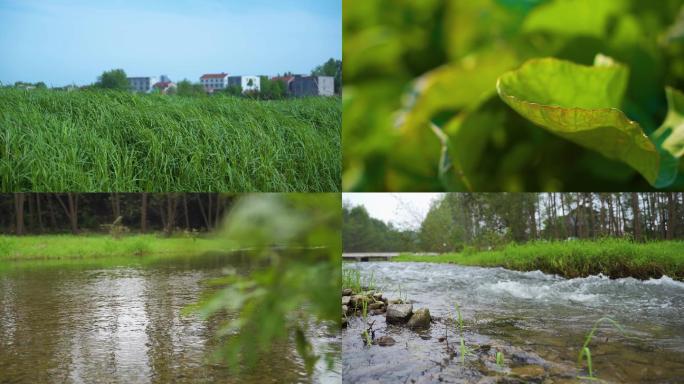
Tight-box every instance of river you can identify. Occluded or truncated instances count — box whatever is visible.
[0,253,340,384]
[343,262,684,383]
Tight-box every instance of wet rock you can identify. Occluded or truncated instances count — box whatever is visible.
[372,292,384,301]
[368,302,385,310]
[342,305,348,314]
[370,309,385,316]
[342,317,348,328]
[386,303,413,324]
[407,308,431,330]
[510,365,546,382]
[342,296,351,306]
[375,336,396,347]
[388,299,404,305]
[342,288,352,296]
[350,294,368,308]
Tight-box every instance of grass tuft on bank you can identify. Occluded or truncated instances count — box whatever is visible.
[0,234,229,261]
[393,239,684,280]
[0,89,341,192]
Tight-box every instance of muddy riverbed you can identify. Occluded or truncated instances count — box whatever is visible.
[0,254,340,384]
[343,262,684,383]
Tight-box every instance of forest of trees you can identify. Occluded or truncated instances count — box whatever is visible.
[343,193,684,253]
[342,204,418,252]
[2,193,236,235]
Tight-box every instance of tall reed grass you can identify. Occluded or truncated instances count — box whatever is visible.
[0,89,341,191]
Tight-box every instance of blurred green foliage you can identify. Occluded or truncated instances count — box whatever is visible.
[343,0,684,191]
[189,193,340,375]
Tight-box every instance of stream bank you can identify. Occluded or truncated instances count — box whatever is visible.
[343,262,684,383]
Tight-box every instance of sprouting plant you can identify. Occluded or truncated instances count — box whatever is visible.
[343,269,376,294]
[367,270,375,291]
[496,351,505,370]
[577,317,625,380]
[361,299,372,346]
[454,302,470,364]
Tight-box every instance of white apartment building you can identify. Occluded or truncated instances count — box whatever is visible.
[127,76,158,93]
[228,75,261,93]
[200,73,229,91]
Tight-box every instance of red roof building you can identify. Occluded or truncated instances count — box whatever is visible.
[153,81,176,94]
[200,73,229,91]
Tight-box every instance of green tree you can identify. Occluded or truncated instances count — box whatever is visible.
[96,69,129,90]
[176,79,206,97]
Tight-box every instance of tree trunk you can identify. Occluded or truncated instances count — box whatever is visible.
[197,194,211,230]
[183,195,190,230]
[67,193,78,234]
[631,193,641,242]
[164,194,178,236]
[667,192,676,240]
[141,193,148,233]
[14,193,25,235]
[55,193,79,234]
[111,193,121,221]
[36,194,44,233]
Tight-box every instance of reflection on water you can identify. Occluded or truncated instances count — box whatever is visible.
[0,254,340,384]
[344,262,684,383]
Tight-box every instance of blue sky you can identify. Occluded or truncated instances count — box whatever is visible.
[0,0,341,86]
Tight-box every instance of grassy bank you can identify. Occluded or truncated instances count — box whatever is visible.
[0,234,230,261]
[393,239,684,280]
[0,89,340,191]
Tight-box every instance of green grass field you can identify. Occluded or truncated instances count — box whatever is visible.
[0,89,340,191]
[0,234,231,261]
[394,239,684,280]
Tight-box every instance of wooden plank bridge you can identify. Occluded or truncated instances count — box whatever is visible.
[342,252,437,262]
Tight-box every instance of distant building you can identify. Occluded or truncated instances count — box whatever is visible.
[128,76,158,93]
[228,75,261,93]
[200,73,229,92]
[159,74,172,83]
[153,81,176,94]
[290,76,334,97]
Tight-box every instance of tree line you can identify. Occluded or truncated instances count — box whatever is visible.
[3,193,236,236]
[3,58,342,98]
[343,193,684,253]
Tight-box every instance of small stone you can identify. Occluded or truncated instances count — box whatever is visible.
[386,303,413,324]
[372,292,383,301]
[342,296,351,306]
[342,288,352,296]
[407,308,431,330]
[368,302,385,310]
[342,305,348,314]
[369,309,385,316]
[375,336,396,347]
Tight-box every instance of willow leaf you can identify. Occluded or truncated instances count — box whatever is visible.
[497,57,668,187]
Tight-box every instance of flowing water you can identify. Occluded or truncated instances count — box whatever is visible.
[0,254,340,384]
[343,262,684,383]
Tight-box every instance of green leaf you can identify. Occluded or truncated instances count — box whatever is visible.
[650,87,684,185]
[497,57,667,186]
[523,0,626,38]
[399,50,518,134]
